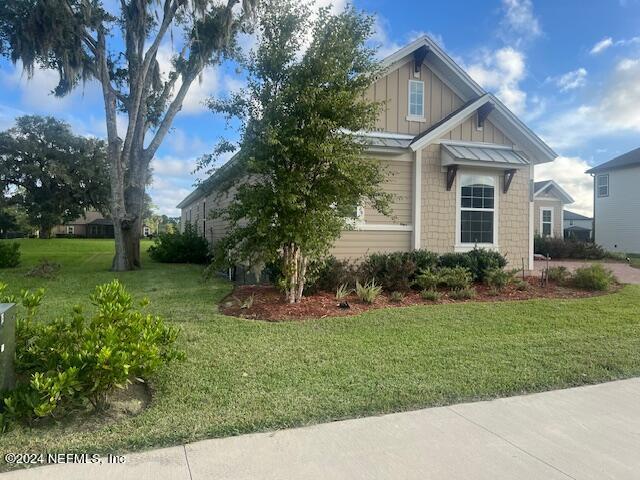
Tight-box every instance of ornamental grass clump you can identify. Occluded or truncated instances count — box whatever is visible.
[355,280,382,304]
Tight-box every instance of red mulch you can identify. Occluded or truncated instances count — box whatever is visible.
[219,276,617,322]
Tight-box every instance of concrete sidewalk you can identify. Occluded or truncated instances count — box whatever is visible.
[3,378,640,480]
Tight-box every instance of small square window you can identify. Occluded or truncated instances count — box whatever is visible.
[408,80,424,118]
[597,174,609,197]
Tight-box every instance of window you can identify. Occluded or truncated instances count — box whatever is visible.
[66,226,75,235]
[597,174,609,197]
[540,208,553,237]
[408,80,424,118]
[459,175,495,244]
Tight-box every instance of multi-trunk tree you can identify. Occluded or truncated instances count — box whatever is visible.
[0,115,110,238]
[204,0,392,303]
[0,0,257,269]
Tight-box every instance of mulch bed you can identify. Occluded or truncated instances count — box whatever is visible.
[220,276,617,322]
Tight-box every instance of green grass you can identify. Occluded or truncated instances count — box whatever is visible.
[1,238,640,460]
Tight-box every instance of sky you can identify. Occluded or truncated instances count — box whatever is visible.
[1,0,639,217]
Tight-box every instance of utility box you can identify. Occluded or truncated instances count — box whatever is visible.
[0,303,16,392]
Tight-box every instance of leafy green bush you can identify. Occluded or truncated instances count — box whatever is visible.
[547,266,571,284]
[414,269,441,290]
[310,256,358,292]
[449,287,476,300]
[439,266,473,290]
[406,250,439,273]
[513,279,529,291]
[148,223,210,264]
[355,279,382,304]
[484,268,514,290]
[389,291,405,303]
[438,248,506,282]
[571,264,616,291]
[0,241,20,268]
[358,252,416,292]
[420,289,442,301]
[2,280,183,428]
[534,236,605,260]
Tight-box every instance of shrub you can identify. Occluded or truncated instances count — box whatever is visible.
[310,256,358,292]
[438,248,506,282]
[534,236,606,260]
[513,279,529,291]
[358,252,416,292]
[484,268,514,290]
[406,250,439,273]
[414,268,441,290]
[571,264,616,291]
[0,241,20,268]
[389,291,405,303]
[148,223,210,264]
[547,266,571,284]
[355,279,382,304]
[25,259,61,279]
[439,266,473,290]
[449,287,476,300]
[420,289,442,302]
[2,280,183,427]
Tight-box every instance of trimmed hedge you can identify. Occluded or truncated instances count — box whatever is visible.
[534,236,606,260]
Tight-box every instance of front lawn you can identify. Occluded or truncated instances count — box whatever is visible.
[1,238,640,461]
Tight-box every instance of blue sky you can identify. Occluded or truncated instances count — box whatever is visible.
[1,0,639,216]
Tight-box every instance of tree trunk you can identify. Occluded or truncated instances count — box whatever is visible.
[282,243,308,304]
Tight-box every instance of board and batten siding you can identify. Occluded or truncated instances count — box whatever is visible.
[365,58,514,146]
[594,165,640,254]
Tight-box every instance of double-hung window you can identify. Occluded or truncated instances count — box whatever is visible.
[597,174,609,197]
[408,80,425,119]
[540,208,553,237]
[460,174,495,244]
[66,226,75,235]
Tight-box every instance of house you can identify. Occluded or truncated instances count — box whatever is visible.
[532,180,574,238]
[563,210,592,242]
[52,210,152,239]
[586,146,640,254]
[177,36,558,269]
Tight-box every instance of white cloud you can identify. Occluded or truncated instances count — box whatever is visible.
[540,56,640,149]
[555,68,588,92]
[500,0,542,44]
[535,156,593,216]
[467,47,527,115]
[590,37,613,55]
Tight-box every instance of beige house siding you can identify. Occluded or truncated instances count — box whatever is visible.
[330,230,411,260]
[418,143,531,266]
[534,198,563,238]
[366,58,514,146]
[362,154,412,225]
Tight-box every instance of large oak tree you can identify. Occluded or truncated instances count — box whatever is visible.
[0,0,257,269]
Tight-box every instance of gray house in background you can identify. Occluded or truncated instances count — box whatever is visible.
[563,210,592,241]
[586,146,640,254]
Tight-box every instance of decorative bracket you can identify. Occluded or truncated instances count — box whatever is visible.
[413,45,429,74]
[476,102,495,130]
[446,165,458,191]
[503,169,517,193]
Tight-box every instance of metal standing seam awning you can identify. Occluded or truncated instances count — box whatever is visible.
[440,142,530,193]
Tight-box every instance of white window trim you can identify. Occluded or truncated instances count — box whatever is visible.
[540,207,554,238]
[455,172,499,252]
[407,79,425,121]
[66,226,75,235]
[344,203,365,229]
[597,174,609,197]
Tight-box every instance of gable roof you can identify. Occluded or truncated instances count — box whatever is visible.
[564,210,592,221]
[586,146,640,174]
[533,180,574,204]
[382,36,557,164]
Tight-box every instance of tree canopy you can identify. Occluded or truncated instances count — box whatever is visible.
[0,115,110,238]
[205,0,392,303]
[0,0,257,269]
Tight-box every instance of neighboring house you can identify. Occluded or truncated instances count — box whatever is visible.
[532,180,574,238]
[177,36,558,269]
[586,146,640,254]
[563,210,592,242]
[52,210,151,239]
